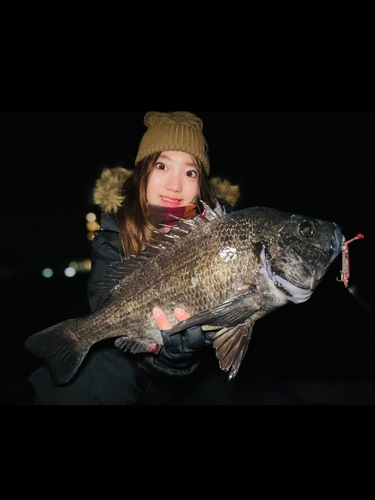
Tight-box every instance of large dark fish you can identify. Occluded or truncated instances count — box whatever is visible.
[25,204,344,384]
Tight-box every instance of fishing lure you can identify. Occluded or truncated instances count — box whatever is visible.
[337,233,364,287]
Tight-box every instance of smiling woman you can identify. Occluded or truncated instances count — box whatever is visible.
[117,112,218,260]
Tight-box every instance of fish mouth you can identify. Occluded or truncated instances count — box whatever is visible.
[259,245,313,304]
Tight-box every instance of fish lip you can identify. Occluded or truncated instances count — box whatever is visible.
[330,224,345,258]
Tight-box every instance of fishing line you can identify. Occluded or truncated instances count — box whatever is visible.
[347,285,374,316]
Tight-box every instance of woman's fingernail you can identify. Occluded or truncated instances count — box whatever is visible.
[153,308,162,318]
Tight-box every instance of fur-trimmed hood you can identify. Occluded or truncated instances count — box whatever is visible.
[93,167,240,213]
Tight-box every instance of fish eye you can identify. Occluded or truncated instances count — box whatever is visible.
[299,221,314,238]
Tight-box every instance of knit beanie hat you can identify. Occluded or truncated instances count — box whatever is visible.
[135,111,210,175]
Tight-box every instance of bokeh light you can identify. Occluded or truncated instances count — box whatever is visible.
[86,212,96,222]
[86,221,100,232]
[83,259,91,271]
[64,267,76,277]
[42,268,53,278]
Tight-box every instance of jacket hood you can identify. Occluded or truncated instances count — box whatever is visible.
[93,167,240,213]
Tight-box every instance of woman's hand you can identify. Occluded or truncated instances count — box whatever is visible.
[147,306,213,375]
[152,307,190,331]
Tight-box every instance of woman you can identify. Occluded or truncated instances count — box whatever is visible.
[28,111,240,404]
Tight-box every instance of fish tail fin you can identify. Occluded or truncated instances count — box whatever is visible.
[25,319,90,385]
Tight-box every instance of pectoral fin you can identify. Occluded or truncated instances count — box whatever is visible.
[213,321,254,381]
[168,291,260,335]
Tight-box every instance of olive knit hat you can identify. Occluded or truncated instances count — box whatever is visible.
[135,111,210,175]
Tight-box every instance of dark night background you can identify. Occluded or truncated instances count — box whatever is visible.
[1,111,374,404]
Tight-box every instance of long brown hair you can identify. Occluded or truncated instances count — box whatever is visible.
[117,152,217,259]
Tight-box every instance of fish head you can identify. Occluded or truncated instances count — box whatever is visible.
[252,208,344,304]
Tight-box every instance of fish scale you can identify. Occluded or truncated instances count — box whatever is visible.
[25,205,343,384]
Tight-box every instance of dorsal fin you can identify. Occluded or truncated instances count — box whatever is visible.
[96,200,225,305]
[201,200,225,220]
[95,260,140,305]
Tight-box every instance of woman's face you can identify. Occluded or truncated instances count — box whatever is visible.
[146,151,200,207]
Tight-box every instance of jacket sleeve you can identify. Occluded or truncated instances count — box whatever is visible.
[87,229,124,312]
